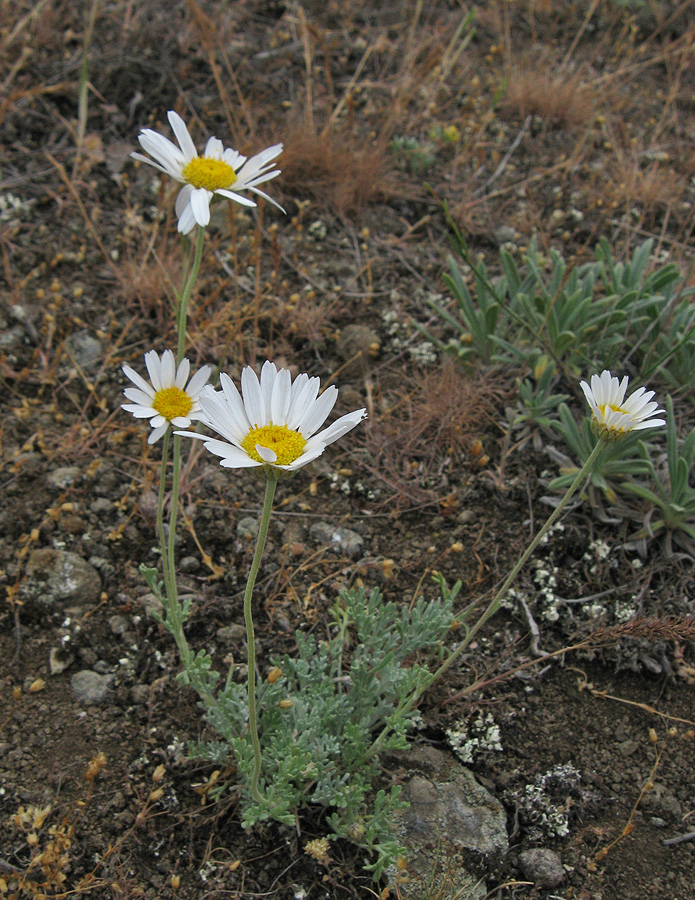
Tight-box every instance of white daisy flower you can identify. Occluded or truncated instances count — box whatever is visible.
[122,350,212,444]
[131,110,284,234]
[176,361,366,473]
[580,370,665,440]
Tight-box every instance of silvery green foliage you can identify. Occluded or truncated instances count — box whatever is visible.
[547,402,651,502]
[621,396,695,555]
[430,227,693,386]
[187,586,455,881]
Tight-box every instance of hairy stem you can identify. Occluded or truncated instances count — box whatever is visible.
[176,227,205,363]
[242,474,277,806]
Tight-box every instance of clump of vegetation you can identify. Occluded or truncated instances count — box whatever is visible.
[162,584,456,880]
[427,222,695,555]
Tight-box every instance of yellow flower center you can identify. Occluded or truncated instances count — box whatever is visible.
[182,156,238,191]
[152,386,193,421]
[599,402,625,416]
[242,424,307,466]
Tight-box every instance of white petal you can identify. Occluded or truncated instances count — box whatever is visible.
[130,151,170,176]
[289,373,309,404]
[167,110,198,161]
[190,188,211,226]
[222,148,245,168]
[241,366,266,426]
[220,455,261,469]
[148,423,169,444]
[160,350,176,387]
[259,361,278,414]
[219,372,251,434]
[215,188,257,208]
[122,404,157,417]
[616,375,629,404]
[202,439,258,466]
[287,376,320,429]
[123,387,155,406]
[174,357,190,389]
[137,130,186,178]
[177,202,197,235]
[186,365,212,397]
[145,351,163,391]
[204,136,224,159]
[286,445,327,470]
[174,430,208,442]
[271,367,292,423]
[237,144,283,179]
[633,418,666,430]
[296,386,338,437]
[175,183,194,217]
[123,364,155,397]
[309,409,366,447]
[255,444,277,463]
[235,169,280,191]
[246,185,286,213]
[171,416,192,427]
[198,393,248,444]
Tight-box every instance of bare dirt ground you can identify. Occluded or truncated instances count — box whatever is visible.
[1,2,695,898]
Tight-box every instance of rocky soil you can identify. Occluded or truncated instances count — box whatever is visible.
[1,2,695,899]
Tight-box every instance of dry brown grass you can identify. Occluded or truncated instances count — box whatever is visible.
[363,358,505,509]
[278,118,400,217]
[500,63,599,129]
[608,155,687,223]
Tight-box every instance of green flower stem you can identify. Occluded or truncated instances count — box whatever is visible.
[159,224,203,671]
[242,473,278,806]
[368,438,605,758]
[162,433,194,658]
[156,429,173,597]
[176,226,205,363]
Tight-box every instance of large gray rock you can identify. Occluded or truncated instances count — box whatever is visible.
[24,549,101,606]
[392,745,508,899]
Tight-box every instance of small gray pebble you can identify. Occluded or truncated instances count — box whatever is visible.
[140,593,163,617]
[519,848,565,889]
[49,647,74,675]
[70,670,114,705]
[130,684,150,704]
[180,555,200,573]
[24,549,101,606]
[309,522,364,559]
[47,466,80,490]
[494,225,517,245]
[78,647,97,666]
[138,491,158,519]
[237,517,258,540]
[217,624,247,642]
[618,739,639,757]
[66,330,102,369]
[109,614,129,635]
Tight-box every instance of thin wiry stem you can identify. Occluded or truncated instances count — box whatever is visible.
[368,438,605,758]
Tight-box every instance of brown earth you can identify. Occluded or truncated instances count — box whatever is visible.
[1,2,695,899]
